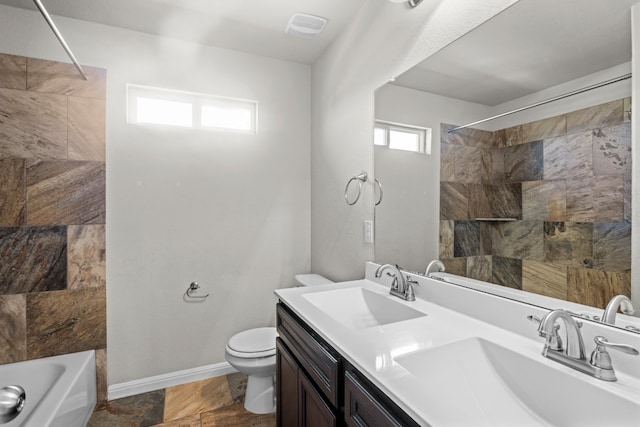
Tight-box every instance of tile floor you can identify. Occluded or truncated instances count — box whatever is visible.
[87,373,276,427]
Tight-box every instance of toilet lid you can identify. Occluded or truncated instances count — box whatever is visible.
[227,327,277,358]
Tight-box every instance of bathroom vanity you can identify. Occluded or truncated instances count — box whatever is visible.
[275,263,640,426]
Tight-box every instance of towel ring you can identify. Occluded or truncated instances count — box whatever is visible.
[374,178,383,206]
[344,172,368,205]
[184,281,209,301]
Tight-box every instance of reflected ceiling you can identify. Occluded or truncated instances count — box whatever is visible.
[392,0,637,106]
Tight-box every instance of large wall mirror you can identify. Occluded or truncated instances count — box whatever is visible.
[374,0,638,326]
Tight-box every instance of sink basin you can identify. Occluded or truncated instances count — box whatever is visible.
[302,286,425,329]
[395,338,640,426]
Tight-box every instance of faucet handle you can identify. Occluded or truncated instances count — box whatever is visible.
[589,336,639,378]
[528,315,563,351]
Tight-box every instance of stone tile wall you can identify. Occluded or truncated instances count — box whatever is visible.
[0,53,107,399]
[440,98,631,308]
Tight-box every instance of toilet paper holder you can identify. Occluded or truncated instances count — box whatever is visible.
[185,281,209,301]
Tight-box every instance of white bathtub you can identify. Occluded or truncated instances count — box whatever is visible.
[0,350,96,427]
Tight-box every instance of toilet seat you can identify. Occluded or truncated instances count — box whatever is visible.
[226,327,277,359]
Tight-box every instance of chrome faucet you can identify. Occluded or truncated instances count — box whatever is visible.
[425,259,445,276]
[374,264,416,301]
[535,309,638,381]
[602,295,635,325]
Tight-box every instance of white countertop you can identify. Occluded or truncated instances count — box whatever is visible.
[275,276,640,426]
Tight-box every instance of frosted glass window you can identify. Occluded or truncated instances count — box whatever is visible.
[374,121,431,154]
[374,127,387,146]
[202,105,254,131]
[136,97,193,127]
[127,84,258,133]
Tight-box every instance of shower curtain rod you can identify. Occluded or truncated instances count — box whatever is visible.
[32,0,88,80]
[446,73,632,133]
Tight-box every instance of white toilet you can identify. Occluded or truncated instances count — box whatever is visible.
[225,274,334,414]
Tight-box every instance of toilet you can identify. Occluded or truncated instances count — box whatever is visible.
[225,274,334,414]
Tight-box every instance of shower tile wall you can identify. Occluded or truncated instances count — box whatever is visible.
[439,98,631,308]
[0,53,107,399]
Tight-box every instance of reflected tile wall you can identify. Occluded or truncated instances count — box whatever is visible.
[0,53,107,399]
[439,98,631,304]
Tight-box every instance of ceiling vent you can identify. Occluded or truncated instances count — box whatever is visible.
[285,13,328,39]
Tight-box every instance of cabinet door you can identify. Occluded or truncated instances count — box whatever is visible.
[277,338,299,427]
[345,371,412,427]
[299,370,337,427]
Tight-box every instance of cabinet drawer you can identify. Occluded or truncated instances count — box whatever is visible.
[345,371,419,427]
[277,303,340,407]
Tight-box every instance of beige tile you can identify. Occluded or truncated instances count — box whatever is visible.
[521,115,566,143]
[522,261,567,300]
[592,123,631,177]
[226,373,247,404]
[0,53,27,90]
[164,376,234,422]
[493,125,523,147]
[26,160,106,225]
[26,288,106,359]
[566,176,624,222]
[439,220,454,259]
[467,256,492,282]
[200,403,275,427]
[623,97,631,123]
[468,184,492,219]
[440,143,455,181]
[440,123,494,148]
[491,221,543,260]
[543,131,593,180]
[441,258,467,276]
[440,183,468,220]
[522,180,566,221]
[454,145,484,183]
[543,222,593,267]
[27,58,106,99]
[593,222,631,272]
[566,100,624,134]
[152,414,201,427]
[0,294,26,364]
[0,158,25,226]
[88,390,165,427]
[0,88,67,159]
[624,174,631,221]
[68,96,106,161]
[68,224,106,289]
[488,148,505,184]
[504,140,543,182]
[491,183,522,219]
[96,348,108,403]
[567,267,630,309]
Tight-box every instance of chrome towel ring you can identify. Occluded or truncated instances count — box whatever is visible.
[184,281,209,302]
[345,172,368,205]
[374,178,383,206]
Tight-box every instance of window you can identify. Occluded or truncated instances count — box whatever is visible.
[127,84,257,133]
[374,121,431,154]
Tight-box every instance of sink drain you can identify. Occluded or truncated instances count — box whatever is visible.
[0,385,25,424]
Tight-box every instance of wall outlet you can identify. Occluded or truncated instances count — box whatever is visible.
[364,220,374,243]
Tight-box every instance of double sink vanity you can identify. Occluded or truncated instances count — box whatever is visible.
[274,262,640,426]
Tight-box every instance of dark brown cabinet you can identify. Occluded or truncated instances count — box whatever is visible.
[276,303,419,427]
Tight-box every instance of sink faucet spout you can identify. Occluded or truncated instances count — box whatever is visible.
[538,310,585,360]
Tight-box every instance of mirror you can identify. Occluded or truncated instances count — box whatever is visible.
[374,0,637,327]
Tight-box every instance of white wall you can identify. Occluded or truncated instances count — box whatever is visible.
[310,0,519,280]
[374,85,492,271]
[0,5,310,385]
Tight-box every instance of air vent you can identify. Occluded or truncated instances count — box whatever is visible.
[285,13,328,39]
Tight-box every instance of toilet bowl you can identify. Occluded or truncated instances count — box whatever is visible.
[225,327,278,414]
[225,274,334,414]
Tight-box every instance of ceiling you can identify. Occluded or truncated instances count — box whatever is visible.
[392,0,639,106]
[0,0,367,64]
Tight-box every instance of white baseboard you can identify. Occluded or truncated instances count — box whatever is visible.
[107,361,237,401]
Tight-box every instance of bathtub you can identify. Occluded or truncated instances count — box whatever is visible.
[0,350,96,427]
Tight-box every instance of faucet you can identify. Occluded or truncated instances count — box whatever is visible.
[535,309,638,381]
[602,295,635,325]
[425,259,445,276]
[374,264,415,301]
